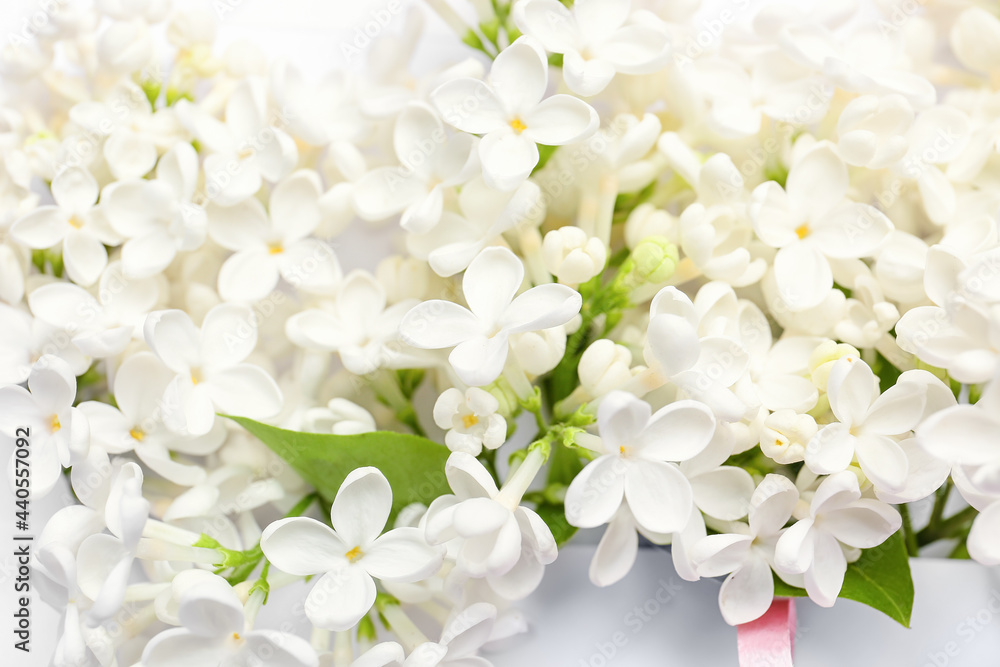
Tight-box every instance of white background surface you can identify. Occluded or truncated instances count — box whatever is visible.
[0,0,998,665]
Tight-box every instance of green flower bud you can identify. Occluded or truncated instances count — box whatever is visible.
[629,235,679,285]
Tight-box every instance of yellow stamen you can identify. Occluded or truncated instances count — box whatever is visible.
[795,224,810,240]
[345,546,364,563]
[267,242,284,255]
[130,427,145,442]
[510,118,527,133]
[68,216,84,229]
[619,445,631,457]
[462,414,479,429]
[190,368,202,385]
[50,414,61,432]
[237,147,254,160]
[232,632,241,640]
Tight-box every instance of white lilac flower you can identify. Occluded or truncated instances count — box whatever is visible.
[28,260,160,358]
[433,387,506,456]
[141,572,318,667]
[0,302,89,385]
[749,143,893,311]
[644,287,750,421]
[424,452,556,597]
[400,246,581,387]
[805,357,926,493]
[261,467,443,630]
[78,352,225,486]
[405,177,543,278]
[302,398,378,435]
[10,166,122,286]
[774,471,901,607]
[101,142,208,279]
[175,79,297,206]
[692,474,801,625]
[286,270,419,375]
[142,304,283,436]
[207,170,341,303]
[513,0,671,97]
[353,101,478,233]
[565,391,715,535]
[1,356,88,497]
[542,225,608,285]
[431,36,598,190]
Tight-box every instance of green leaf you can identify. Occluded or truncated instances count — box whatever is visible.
[228,417,452,520]
[772,530,914,627]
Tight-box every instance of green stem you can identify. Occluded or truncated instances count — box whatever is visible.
[898,504,919,557]
[917,505,979,545]
[928,480,953,528]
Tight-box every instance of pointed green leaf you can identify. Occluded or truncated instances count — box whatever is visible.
[772,530,913,627]
[228,416,452,520]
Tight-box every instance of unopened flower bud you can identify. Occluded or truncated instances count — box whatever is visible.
[629,235,678,285]
[511,325,567,376]
[578,339,633,396]
[376,255,431,304]
[760,409,817,464]
[542,226,608,285]
[624,203,678,249]
[808,340,861,391]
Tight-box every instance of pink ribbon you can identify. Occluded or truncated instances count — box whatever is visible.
[737,598,796,667]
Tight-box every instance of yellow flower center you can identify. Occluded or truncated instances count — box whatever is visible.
[68,216,84,229]
[190,368,202,385]
[462,414,479,429]
[232,632,241,641]
[795,224,810,240]
[237,146,254,160]
[510,118,527,133]
[345,546,364,563]
[130,427,145,442]
[50,414,61,432]
[268,241,284,255]
[619,445,632,457]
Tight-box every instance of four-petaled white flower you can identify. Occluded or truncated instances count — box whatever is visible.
[10,166,122,286]
[433,387,506,456]
[1,356,89,497]
[805,357,926,493]
[692,474,801,625]
[354,101,478,233]
[565,391,715,535]
[207,170,342,303]
[261,467,444,630]
[143,304,283,436]
[400,246,582,386]
[514,0,671,97]
[774,471,901,607]
[431,36,598,190]
[750,143,893,311]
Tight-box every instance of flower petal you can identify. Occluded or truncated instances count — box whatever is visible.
[464,246,524,326]
[260,517,345,576]
[636,399,716,462]
[521,94,598,145]
[331,467,392,547]
[304,565,376,631]
[365,527,443,582]
[718,556,775,626]
[772,243,833,312]
[565,454,625,528]
[205,364,283,420]
[624,460,692,534]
